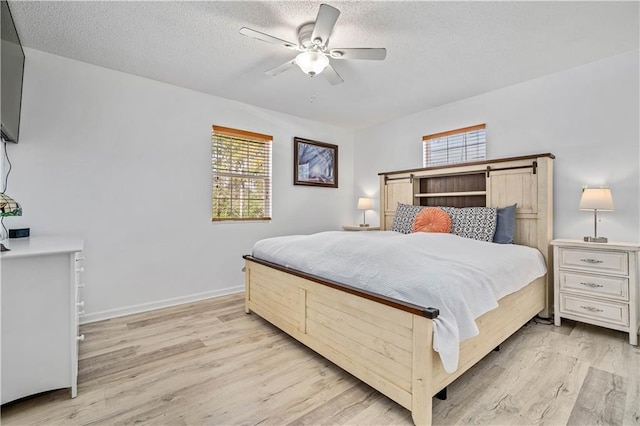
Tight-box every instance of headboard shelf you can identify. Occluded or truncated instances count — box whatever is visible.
[415,191,486,198]
[420,172,485,190]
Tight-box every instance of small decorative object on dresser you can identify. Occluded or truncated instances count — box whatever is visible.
[552,239,639,345]
[0,192,22,252]
[342,225,380,231]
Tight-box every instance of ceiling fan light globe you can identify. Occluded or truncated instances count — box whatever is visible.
[296,51,329,76]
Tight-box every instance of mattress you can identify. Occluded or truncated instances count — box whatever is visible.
[252,231,547,372]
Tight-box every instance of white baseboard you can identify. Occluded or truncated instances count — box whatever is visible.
[80,285,244,324]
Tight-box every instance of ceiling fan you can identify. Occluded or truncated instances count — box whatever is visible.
[240,3,386,85]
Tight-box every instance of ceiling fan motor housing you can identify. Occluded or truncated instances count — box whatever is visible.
[298,23,322,49]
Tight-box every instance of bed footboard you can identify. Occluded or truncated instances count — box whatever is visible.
[244,256,546,426]
[244,257,436,425]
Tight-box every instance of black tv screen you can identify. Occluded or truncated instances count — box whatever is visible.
[1,0,25,143]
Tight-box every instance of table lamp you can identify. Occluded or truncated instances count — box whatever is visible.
[357,197,373,227]
[0,192,22,252]
[579,187,614,243]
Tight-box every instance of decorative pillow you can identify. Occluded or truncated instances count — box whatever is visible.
[450,207,498,242]
[438,206,459,230]
[391,203,424,234]
[412,207,452,233]
[493,203,517,244]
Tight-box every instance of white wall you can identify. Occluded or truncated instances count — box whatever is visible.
[353,51,640,243]
[5,48,354,321]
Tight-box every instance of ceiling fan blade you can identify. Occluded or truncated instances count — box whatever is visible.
[322,63,343,86]
[329,48,387,60]
[265,58,298,76]
[311,4,340,47]
[239,27,298,50]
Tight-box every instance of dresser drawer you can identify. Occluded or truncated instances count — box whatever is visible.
[559,271,629,301]
[558,248,628,275]
[559,294,629,327]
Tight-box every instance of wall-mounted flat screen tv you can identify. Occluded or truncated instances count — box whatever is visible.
[1,0,25,143]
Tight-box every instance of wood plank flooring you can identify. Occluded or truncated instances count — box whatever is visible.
[2,293,639,425]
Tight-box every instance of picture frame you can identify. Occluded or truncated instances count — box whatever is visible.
[293,137,338,188]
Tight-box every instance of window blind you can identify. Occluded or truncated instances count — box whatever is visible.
[212,125,272,221]
[423,124,486,167]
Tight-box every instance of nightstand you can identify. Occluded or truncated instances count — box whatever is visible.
[551,239,639,345]
[342,226,380,231]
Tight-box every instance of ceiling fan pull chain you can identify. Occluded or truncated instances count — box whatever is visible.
[310,76,317,103]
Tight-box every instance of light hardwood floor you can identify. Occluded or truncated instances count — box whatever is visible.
[2,293,639,425]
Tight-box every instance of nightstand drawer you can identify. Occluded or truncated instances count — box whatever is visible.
[559,294,629,326]
[559,271,628,301]
[558,248,628,275]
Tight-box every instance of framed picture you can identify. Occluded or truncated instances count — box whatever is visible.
[293,137,338,188]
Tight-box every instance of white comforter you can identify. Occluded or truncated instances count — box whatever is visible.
[252,231,546,373]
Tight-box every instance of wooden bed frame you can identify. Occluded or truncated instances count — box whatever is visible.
[244,153,554,425]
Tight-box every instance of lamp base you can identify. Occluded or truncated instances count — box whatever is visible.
[359,223,370,227]
[584,236,608,243]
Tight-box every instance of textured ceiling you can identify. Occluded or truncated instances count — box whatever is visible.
[8,1,640,130]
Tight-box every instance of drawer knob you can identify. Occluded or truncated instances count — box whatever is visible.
[78,283,86,288]
[75,256,86,262]
[580,305,604,313]
[580,282,604,289]
[76,267,85,273]
[77,335,85,342]
[78,310,85,315]
[580,258,603,264]
[77,301,85,308]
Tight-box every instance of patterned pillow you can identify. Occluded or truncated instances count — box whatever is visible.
[391,203,424,234]
[438,206,459,230]
[450,207,498,241]
[412,207,452,233]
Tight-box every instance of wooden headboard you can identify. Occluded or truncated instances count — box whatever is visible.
[379,153,554,316]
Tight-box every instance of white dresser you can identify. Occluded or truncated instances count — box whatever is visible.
[552,239,639,345]
[1,237,85,404]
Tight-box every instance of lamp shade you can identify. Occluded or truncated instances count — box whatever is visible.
[357,197,373,210]
[0,193,22,216]
[296,51,329,76]
[579,187,614,211]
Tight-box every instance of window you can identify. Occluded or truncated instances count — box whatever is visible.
[212,125,272,221]
[423,124,486,167]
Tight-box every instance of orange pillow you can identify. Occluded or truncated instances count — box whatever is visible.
[412,207,452,233]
